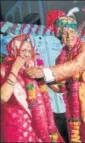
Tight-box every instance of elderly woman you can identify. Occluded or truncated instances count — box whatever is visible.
[27,15,85,143]
[1,34,64,142]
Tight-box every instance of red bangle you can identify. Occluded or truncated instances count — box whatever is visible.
[10,72,17,79]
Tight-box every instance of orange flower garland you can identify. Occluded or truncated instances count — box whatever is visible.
[26,82,64,142]
[39,84,61,142]
[79,82,85,122]
[26,84,36,100]
[49,132,58,142]
[39,84,47,93]
[70,121,81,143]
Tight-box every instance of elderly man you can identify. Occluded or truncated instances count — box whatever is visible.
[26,14,85,143]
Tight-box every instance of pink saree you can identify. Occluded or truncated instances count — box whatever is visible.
[1,56,64,142]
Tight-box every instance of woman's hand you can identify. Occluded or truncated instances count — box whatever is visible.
[1,56,28,103]
[11,56,28,75]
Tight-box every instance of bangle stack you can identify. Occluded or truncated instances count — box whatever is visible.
[6,78,16,86]
[10,72,17,79]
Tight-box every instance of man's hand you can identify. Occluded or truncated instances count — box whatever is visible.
[26,67,44,79]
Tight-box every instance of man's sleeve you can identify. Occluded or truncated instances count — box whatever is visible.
[51,43,85,82]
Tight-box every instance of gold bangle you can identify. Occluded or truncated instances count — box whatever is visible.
[10,72,17,79]
[7,78,16,85]
[6,81,15,86]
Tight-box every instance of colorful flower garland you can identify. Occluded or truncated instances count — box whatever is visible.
[26,81,64,142]
[70,121,81,142]
[57,38,84,142]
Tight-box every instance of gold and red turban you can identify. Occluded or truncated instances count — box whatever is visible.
[46,10,66,31]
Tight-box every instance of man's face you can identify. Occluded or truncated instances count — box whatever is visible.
[61,28,78,48]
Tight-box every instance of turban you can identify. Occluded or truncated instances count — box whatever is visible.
[46,10,66,31]
[54,16,78,38]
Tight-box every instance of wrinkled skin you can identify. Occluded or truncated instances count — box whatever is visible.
[26,28,85,81]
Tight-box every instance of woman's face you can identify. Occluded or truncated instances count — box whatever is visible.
[14,40,33,59]
[61,28,78,48]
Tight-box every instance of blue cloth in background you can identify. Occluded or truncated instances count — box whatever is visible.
[31,35,66,113]
[1,34,15,55]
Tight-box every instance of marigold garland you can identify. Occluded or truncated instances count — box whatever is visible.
[39,84,47,93]
[49,132,59,142]
[26,84,36,100]
[71,121,81,142]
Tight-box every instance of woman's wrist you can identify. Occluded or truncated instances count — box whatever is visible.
[6,78,16,86]
[8,72,17,83]
[11,67,19,77]
[10,71,17,79]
